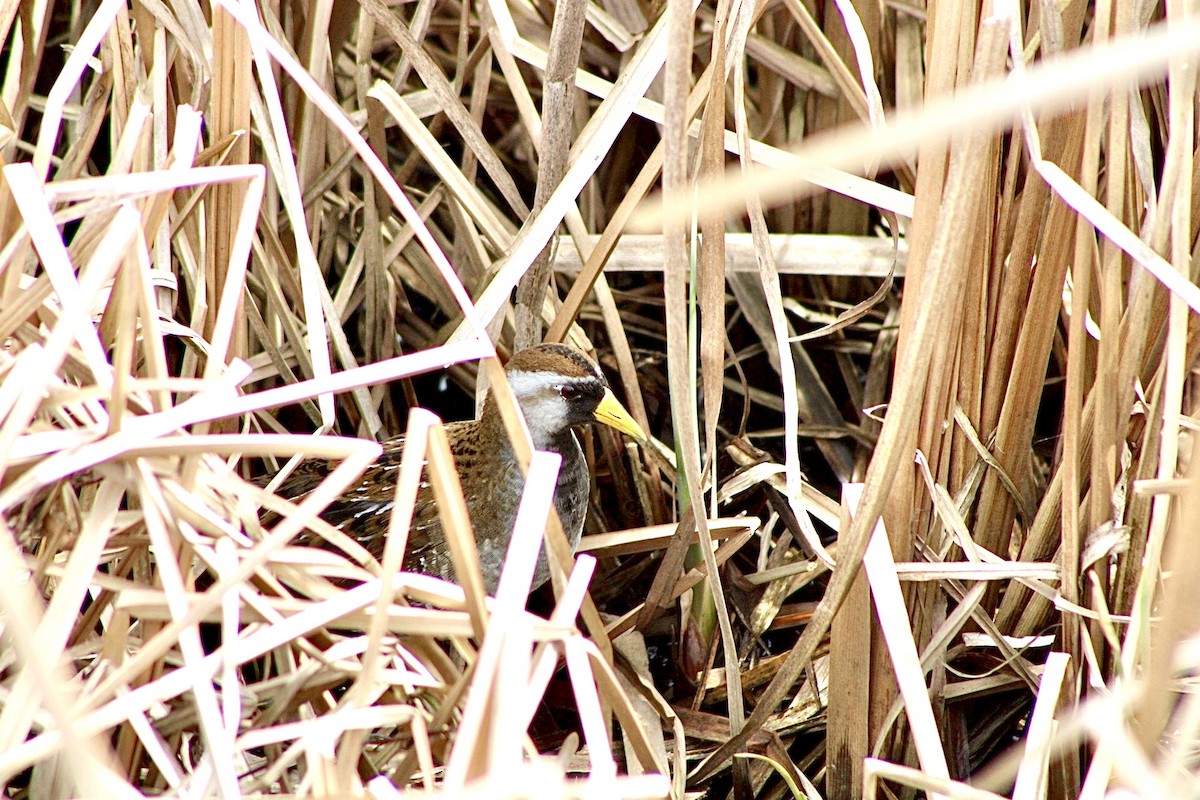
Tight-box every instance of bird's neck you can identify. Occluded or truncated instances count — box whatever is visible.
[479,396,579,455]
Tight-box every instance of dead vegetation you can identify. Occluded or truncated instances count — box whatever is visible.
[2,0,1200,798]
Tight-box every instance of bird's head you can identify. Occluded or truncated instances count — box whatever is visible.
[499,344,646,450]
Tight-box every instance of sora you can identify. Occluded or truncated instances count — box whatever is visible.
[267,344,646,593]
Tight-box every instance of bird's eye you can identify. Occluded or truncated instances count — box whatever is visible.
[558,384,580,400]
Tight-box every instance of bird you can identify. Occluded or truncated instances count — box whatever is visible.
[262,344,646,593]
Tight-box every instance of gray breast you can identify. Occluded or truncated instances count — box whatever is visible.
[526,433,588,591]
[553,433,589,548]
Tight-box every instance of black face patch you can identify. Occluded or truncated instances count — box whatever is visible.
[557,378,606,426]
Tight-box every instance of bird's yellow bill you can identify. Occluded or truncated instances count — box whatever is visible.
[593,388,647,441]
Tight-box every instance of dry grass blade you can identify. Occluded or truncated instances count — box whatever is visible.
[635,15,1200,229]
[450,0,696,338]
[512,0,589,349]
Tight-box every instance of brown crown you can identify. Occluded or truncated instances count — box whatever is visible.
[504,344,605,382]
